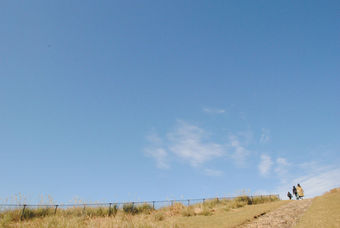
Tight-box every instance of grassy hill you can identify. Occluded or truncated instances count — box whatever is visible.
[295,188,340,228]
[2,190,339,228]
[0,195,283,228]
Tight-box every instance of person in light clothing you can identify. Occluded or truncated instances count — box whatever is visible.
[296,184,304,199]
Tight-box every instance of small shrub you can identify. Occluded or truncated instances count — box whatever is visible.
[137,203,153,214]
[123,203,138,215]
[235,196,252,205]
[204,198,219,208]
[251,195,279,205]
[21,208,35,220]
[109,204,118,217]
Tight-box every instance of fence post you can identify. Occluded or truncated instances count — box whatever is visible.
[203,198,205,204]
[108,203,112,216]
[54,205,58,215]
[188,200,190,206]
[152,201,155,210]
[21,204,27,220]
[171,200,174,206]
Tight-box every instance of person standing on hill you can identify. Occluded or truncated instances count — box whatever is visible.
[293,186,298,200]
[287,192,293,200]
[297,184,304,199]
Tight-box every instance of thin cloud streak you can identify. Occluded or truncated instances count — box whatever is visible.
[145,121,228,169]
[229,135,249,166]
[294,168,340,197]
[144,132,169,169]
[145,147,169,169]
[259,154,273,176]
[203,107,226,114]
[276,166,340,198]
[145,121,255,173]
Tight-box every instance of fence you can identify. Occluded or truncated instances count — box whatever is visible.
[0,194,280,219]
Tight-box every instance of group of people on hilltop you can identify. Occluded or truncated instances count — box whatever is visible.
[287,184,304,200]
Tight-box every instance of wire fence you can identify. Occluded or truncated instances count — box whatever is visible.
[0,194,280,217]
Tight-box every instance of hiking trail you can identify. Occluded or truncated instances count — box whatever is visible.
[238,199,312,228]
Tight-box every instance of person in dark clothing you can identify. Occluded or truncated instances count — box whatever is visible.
[293,186,298,200]
[287,192,293,200]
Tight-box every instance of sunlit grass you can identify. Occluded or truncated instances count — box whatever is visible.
[295,188,340,228]
[0,195,282,227]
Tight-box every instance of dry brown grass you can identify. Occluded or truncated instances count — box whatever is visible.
[168,200,288,228]
[0,195,285,228]
[295,187,340,228]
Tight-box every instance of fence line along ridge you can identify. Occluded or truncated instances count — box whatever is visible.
[0,194,279,209]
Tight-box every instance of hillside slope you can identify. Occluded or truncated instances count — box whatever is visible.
[295,188,340,228]
[0,196,286,228]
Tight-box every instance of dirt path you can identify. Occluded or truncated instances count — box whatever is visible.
[238,199,313,228]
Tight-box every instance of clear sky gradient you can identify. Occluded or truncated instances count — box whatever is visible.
[1,1,339,204]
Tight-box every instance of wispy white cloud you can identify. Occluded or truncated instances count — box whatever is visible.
[258,155,290,180]
[276,166,340,198]
[204,168,223,177]
[229,135,250,166]
[145,147,169,169]
[258,154,273,176]
[293,168,340,197]
[259,157,340,198]
[203,107,225,114]
[144,133,169,169]
[259,128,270,144]
[145,121,254,171]
[168,121,225,166]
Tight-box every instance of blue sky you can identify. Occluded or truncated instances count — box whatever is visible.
[1,1,339,204]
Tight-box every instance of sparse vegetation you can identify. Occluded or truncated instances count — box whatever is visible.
[0,195,281,227]
[136,203,154,214]
[109,204,118,217]
[123,203,138,215]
